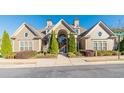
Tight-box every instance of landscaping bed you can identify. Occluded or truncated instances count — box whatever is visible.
[67,52,82,58]
[34,53,57,58]
[14,51,58,59]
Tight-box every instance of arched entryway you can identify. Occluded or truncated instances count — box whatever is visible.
[57,30,68,53]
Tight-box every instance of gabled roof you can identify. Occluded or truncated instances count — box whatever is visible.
[11,22,43,39]
[49,19,75,33]
[81,21,116,37]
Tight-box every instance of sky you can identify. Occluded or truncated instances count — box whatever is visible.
[0,15,124,37]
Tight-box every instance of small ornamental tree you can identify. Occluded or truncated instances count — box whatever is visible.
[68,32,76,53]
[49,31,59,54]
[1,31,13,58]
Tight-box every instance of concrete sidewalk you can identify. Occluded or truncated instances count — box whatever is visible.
[0,54,85,68]
[0,54,124,68]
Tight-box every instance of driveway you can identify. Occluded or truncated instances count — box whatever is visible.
[0,64,124,78]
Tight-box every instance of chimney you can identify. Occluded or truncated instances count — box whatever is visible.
[74,18,79,27]
[47,19,52,27]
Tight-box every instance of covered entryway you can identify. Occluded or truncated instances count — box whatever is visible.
[57,29,68,53]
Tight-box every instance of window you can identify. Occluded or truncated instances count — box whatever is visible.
[24,32,28,37]
[20,42,24,51]
[93,41,97,50]
[93,41,107,50]
[19,41,32,51]
[103,41,107,50]
[29,42,32,50]
[97,41,102,50]
[25,41,28,50]
[98,32,102,36]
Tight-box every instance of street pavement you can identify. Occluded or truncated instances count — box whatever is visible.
[0,64,124,78]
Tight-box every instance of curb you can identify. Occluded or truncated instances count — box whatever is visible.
[0,61,124,68]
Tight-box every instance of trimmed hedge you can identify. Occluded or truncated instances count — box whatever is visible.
[35,52,57,58]
[6,52,14,59]
[97,50,118,56]
[15,51,37,59]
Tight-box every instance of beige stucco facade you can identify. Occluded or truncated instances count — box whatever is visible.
[12,25,41,52]
[80,23,116,50]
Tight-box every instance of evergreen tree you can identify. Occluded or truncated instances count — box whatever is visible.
[120,37,124,51]
[68,32,76,53]
[49,31,59,54]
[1,31,13,58]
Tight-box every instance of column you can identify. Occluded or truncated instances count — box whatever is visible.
[39,39,41,51]
[74,35,77,51]
[12,40,15,52]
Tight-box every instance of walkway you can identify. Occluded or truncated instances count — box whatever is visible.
[55,54,71,65]
[37,54,85,67]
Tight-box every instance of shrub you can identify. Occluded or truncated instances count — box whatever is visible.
[67,52,76,57]
[6,52,14,59]
[120,37,124,52]
[112,51,118,55]
[0,48,1,58]
[74,51,82,56]
[37,51,43,54]
[45,53,57,57]
[121,51,124,55]
[104,51,113,56]
[35,53,57,58]
[83,50,95,57]
[35,53,44,58]
[15,51,37,59]
[97,50,118,56]
[97,51,104,56]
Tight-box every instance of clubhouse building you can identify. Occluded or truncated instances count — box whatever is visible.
[10,19,117,53]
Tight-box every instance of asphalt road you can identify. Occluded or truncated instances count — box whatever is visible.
[0,64,124,78]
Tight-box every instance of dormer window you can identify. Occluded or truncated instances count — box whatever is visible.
[24,32,28,37]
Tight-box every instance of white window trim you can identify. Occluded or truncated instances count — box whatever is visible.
[92,41,107,50]
[19,40,33,51]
